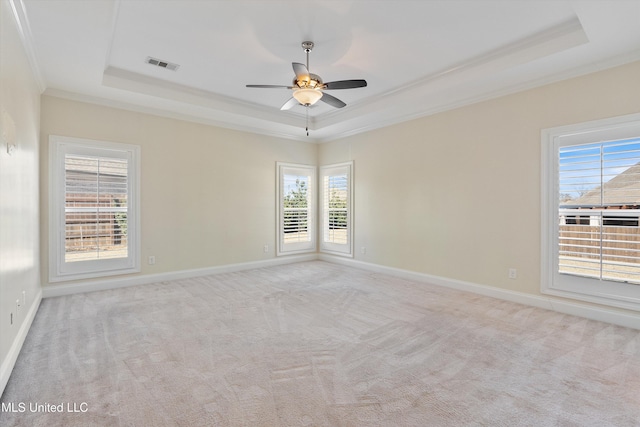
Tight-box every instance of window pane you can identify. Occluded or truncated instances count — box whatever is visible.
[320,163,352,256]
[324,174,348,244]
[558,138,640,284]
[64,155,128,262]
[282,174,310,244]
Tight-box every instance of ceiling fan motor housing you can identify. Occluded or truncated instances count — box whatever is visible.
[294,73,323,89]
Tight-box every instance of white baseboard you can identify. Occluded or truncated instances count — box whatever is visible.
[41,252,640,329]
[42,254,317,298]
[319,254,640,330]
[4,253,637,400]
[1,289,42,397]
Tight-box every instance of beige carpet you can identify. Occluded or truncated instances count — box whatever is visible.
[1,261,639,426]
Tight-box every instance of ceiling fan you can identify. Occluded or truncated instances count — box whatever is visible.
[246,41,367,135]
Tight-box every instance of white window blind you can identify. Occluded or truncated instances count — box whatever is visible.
[559,138,640,284]
[64,155,129,262]
[320,162,353,256]
[50,136,140,281]
[277,163,316,255]
[541,113,640,311]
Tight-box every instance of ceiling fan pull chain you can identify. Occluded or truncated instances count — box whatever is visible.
[306,107,309,136]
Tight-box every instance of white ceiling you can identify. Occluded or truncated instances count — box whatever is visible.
[15,0,640,142]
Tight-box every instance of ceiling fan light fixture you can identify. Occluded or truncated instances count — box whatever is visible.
[293,88,323,106]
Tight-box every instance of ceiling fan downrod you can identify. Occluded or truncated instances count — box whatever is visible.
[303,41,313,137]
[302,41,314,70]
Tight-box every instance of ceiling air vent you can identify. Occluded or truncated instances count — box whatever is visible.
[145,56,180,71]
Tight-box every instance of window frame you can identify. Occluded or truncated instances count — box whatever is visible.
[276,162,316,256]
[319,161,353,257]
[49,135,141,282]
[541,113,640,311]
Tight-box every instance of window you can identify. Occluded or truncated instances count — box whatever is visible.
[50,136,140,281]
[277,163,316,255]
[542,114,640,310]
[320,162,353,256]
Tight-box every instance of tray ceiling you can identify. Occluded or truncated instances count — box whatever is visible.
[14,0,640,141]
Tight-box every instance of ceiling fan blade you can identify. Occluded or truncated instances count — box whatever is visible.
[292,62,309,80]
[323,79,367,90]
[319,92,346,109]
[280,97,300,110]
[246,84,293,89]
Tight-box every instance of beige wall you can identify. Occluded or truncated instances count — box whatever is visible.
[319,61,640,304]
[38,59,640,313]
[40,96,317,286]
[0,0,42,388]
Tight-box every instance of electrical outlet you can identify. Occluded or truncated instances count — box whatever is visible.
[361,247,366,255]
[508,268,517,279]
[16,299,21,315]
[148,256,156,265]
[263,244,269,253]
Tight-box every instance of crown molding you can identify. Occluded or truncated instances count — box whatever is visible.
[46,47,640,145]
[43,87,318,143]
[102,67,304,125]
[316,18,588,130]
[45,47,640,146]
[7,0,45,93]
[313,49,640,143]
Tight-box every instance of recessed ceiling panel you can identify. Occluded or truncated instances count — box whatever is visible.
[20,0,640,141]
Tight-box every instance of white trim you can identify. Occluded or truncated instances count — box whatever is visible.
[1,289,42,396]
[319,254,640,331]
[42,46,640,144]
[541,113,640,312]
[6,255,639,402]
[276,162,317,256]
[48,135,141,282]
[319,161,354,257]
[313,50,640,143]
[99,66,315,142]
[42,254,317,298]
[43,89,314,143]
[42,251,640,329]
[8,0,46,93]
